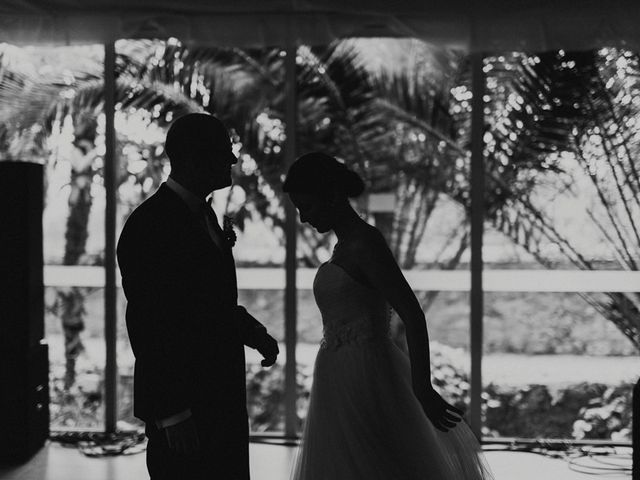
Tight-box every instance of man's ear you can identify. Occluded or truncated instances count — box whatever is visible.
[329,190,344,207]
[181,155,199,178]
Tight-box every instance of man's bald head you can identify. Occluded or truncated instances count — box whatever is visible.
[165,113,235,172]
[164,113,237,196]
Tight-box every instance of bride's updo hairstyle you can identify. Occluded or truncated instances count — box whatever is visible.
[283,152,365,198]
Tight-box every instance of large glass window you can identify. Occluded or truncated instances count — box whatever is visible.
[3,38,635,444]
[481,49,639,442]
[290,38,475,433]
[24,44,109,430]
[110,38,293,433]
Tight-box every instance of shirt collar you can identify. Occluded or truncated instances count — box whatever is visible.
[166,176,204,214]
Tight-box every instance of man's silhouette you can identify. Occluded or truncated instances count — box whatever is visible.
[117,113,279,479]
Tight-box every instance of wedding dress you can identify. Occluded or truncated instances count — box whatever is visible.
[290,261,495,480]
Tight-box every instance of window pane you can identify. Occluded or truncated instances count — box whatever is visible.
[116,288,142,431]
[293,199,473,432]
[295,287,323,434]
[483,291,637,441]
[46,285,105,430]
[481,49,640,441]
[290,38,474,434]
[35,42,107,430]
[115,120,289,433]
[241,288,285,433]
[232,213,286,434]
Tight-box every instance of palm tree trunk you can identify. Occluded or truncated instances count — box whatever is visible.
[58,146,93,389]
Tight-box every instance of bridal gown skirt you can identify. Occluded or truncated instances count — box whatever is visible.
[290,339,495,480]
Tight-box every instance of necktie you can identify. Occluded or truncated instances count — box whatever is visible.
[201,201,236,288]
[201,200,226,251]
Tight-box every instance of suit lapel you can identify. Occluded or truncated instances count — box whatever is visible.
[159,184,238,290]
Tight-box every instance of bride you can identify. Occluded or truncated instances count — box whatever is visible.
[283,152,495,480]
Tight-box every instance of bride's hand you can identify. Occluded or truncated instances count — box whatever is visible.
[416,386,464,432]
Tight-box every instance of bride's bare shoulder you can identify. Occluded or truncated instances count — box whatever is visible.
[352,222,391,255]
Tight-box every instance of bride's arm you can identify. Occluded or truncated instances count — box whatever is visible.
[355,226,463,431]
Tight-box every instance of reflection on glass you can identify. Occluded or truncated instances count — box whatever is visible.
[45,286,105,430]
[422,291,472,418]
[18,43,110,431]
[295,289,322,434]
[295,289,472,434]
[479,48,639,442]
[116,289,143,431]
[117,286,290,433]
[482,291,637,441]
[239,289,286,433]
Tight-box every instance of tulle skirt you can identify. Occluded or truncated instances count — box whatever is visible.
[290,339,495,480]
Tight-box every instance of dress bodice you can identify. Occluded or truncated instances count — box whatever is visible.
[313,262,391,350]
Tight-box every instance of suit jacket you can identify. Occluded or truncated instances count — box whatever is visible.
[117,183,264,443]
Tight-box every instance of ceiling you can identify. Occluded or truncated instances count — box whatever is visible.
[1,0,638,52]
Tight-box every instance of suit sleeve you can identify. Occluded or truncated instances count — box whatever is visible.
[118,214,192,420]
[235,305,268,349]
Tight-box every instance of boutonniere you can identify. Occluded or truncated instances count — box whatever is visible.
[223,215,237,247]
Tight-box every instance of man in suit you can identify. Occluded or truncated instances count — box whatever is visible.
[117,113,279,479]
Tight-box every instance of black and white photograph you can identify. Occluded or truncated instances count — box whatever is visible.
[0,1,638,479]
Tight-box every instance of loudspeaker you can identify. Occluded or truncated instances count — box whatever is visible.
[0,342,50,462]
[0,161,49,461]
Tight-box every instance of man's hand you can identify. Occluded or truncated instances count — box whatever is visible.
[415,386,464,432]
[256,332,279,367]
[163,416,200,454]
